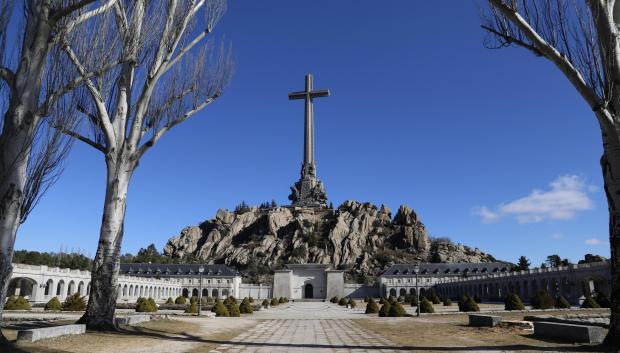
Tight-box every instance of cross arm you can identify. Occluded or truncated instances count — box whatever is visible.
[288,89,330,100]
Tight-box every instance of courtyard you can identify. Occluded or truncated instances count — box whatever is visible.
[1,301,610,353]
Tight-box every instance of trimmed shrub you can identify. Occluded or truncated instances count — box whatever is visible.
[4,296,31,310]
[427,290,441,305]
[224,296,237,306]
[175,296,187,305]
[457,295,470,311]
[581,296,601,309]
[410,295,418,307]
[228,302,241,317]
[378,297,386,305]
[365,298,379,314]
[442,298,452,306]
[185,300,198,314]
[531,290,554,309]
[136,297,157,312]
[62,293,86,311]
[378,301,391,317]
[554,295,571,309]
[44,297,62,311]
[594,293,611,308]
[473,295,481,304]
[504,293,525,311]
[459,296,480,312]
[338,297,348,306]
[212,300,229,317]
[388,301,406,317]
[239,298,253,314]
[330,296,339,303]
[270,298,278,306]
[420,297,435,313]
[278,297,286,304]
[165,297,174,305]
[262,299,270,308]
[347,298,356,308]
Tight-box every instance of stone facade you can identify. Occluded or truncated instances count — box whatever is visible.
[273,264,343,300]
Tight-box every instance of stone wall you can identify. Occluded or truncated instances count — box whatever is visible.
[238,284,272,299]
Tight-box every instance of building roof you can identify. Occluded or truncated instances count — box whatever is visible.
[380,262,511,277]
[120,263,238,277]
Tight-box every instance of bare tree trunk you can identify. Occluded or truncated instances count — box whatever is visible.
[602,144,620,348]
[0,3,52,342]
[77,155,133,330]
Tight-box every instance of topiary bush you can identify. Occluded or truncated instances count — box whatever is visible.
[365,298,379,314]
[581,296,601,309]
[262,299,270,308]
[212,300,229,317]
[420,297,434,313]
[531,290,554,309]
[378,301,391,317]
[347,298,356,308]
[165,297,174,305]
[410,295,418,307]
[504,293,525,311]
[457,295,470,311]
[62,293,86,311]
[427,290,441,305]
[224,296,237,306]
[248,297,254,303]
[185,300,198,314]
[554,295,571,309]
[136,297,158,312]
[459,296,480,312]
[4,296,31,310]
[388,301,406,317]
[379,297,386,305]
[175,296,187,305]
[239,298,253,314]
[228,302,241,317]
[270,298,278,306]
[338,297,348,306]
[442,298,452,306]
[278,297,286,304]
[594,293,611,308]
[44,297,62,311]
[473,295,481,304]
[330,296,339,303]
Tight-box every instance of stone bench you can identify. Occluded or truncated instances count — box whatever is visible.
[17,324,85,342]
[469,314,502,327]
[115,314,152,325]
[533,321,606,344]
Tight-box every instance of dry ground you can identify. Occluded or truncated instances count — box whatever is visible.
[1,317,258,353]
[357,310,611,353]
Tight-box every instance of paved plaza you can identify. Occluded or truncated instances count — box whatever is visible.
[210,318,398,353]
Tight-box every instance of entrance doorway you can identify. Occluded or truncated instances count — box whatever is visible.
[304,283,313,299]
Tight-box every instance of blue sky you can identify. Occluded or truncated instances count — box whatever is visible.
[16,1,610,267]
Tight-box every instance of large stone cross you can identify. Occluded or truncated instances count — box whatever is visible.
[288,73,330,176]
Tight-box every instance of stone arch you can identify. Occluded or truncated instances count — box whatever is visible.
[67,280,76,296]
[129,285,133,298]
[409,288,416,296]
[182,288,189,298]
[192,288,199,297]
[44,279,54,296]
[222,289,229,298]
[7,277,37,299]
[202,288,208,297]
[123,284,128,298]
[399,288,407,297]
[78,281,85,295]
[139,285,144,297]
[389,288,396,298]
[212,289,218,298]
[420,288,426,297]
[86,282,91,295]
[56,280,65,296]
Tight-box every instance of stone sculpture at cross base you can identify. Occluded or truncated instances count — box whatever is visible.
[288,73,329,208]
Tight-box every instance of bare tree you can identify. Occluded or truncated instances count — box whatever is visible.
[482,0,620,347]
[0,0,118,343]
[58,0,233,329]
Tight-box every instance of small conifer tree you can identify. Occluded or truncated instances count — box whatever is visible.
[531,290,554,309]
[388,301,406,317]
[228,302,241,317]
[338,297,348,306]
[270,298,278,306]
[44,297,62,311]
[212,299,229,317]
[165,297,174,305]
[554,295,571,309]
[175,296,187,305]
[378,301,391,317]
[347,298,356,308]
[504,293,525,311]
[262,299,270,308]
[420,297,435,313]
[62,293,86,311]
[581,296,601,308]
[365,298,379,314]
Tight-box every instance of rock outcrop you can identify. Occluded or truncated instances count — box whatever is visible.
[163,200,496,282]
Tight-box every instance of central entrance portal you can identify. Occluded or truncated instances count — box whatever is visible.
[304,283,313,299]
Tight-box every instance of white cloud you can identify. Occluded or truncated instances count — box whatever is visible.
[584,238,603,246]
[474,175,595,224]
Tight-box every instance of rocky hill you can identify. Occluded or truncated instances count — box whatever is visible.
[163,200,496,282]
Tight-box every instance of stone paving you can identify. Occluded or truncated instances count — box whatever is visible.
[209,302,401,353]
[209,318,399,353]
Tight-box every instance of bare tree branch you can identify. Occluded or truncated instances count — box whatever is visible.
[50,0,96,23]
[0,66,13,85]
